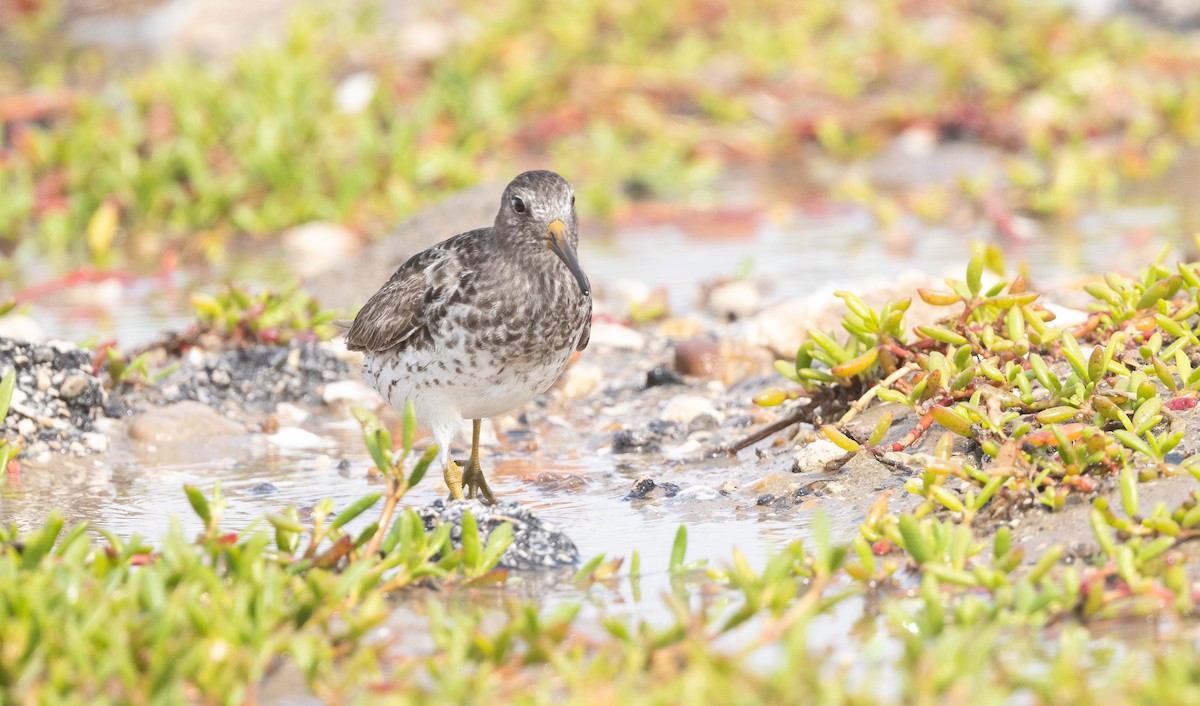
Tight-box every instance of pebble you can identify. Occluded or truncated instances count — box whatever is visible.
[663,438,704,460]
[666,485,723,503]
[16,418,36,437]
[129,401,245,444]
[645,367,684,388]
[706,280,760,320]
[588,322,646,350]
[274,402,311,424]
[660,395,723,425]
[321,379,381,407]
[793,438,854,471]
[557,362,603,400]
[624,476,681,500]
[58,373,90,400]
[266,427,336,451]
[0,314,45,341]
[612,429,660,453]
[81,432,108,453]
[673,338,721,377]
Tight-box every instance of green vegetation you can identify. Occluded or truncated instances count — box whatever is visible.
[188,282,341,345]
[7,1,1200,701]
[0,368,15,473]
[10,249,1200,699]
[764,242,1200,616]
[3,0,1200,263]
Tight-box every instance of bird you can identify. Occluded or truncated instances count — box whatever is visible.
[341,170,591,504]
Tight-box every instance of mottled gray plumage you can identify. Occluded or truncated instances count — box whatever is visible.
[344,170,592,503]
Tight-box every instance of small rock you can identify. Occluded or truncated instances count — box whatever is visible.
[666,485,722,503]
[0,314,44,341]
[588,322,646,350]
[625,476,658,500]
[209,369,232,387]
[645,367,684,388]
[36,371,51,391]
[129,401,246,444]
[674,338,721,377]
[707,280,760,320]
[664,437,707,460]
[792,438,853,471]
[58,372,90,401]
[16,418,36,438]
[266,427,336,451]
[612,429,660,453]
[249,482,279,495]
[557,362,602,400]
[661,395,723,425]
[274,402,311,424]
[81,432,108,453]
[624,476,681,500]
[529,473,587,491]
[322,379,381,407]
[656,316,706,339]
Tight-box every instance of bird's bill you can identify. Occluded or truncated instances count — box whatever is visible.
[547,220,590,296]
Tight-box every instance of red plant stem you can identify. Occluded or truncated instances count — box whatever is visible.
[880,410,935,453]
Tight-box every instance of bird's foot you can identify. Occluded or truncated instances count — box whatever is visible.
[461,456,497,506]
[444,460,465,502]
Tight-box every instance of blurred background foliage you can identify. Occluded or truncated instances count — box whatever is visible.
[0,0,1198,264]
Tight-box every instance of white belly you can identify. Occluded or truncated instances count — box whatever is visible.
[362,344,572,424]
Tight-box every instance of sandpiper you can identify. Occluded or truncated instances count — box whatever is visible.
[342,170,592,503]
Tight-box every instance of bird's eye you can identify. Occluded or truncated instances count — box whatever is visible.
[570,194,575,206]
[511,196,527,214]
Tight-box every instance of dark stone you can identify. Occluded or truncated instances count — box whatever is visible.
[658,481,681,498]
[645,366,684,388]
[612,429,660,453]
[756,493,776,506]
[624,476,680,501]
[249,483,278,495]
[673,338,721,378]
[625,476,658,500]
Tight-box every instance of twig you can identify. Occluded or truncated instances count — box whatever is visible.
[364,479,401,558]
[837,363,918,426]
[723,393,827,455]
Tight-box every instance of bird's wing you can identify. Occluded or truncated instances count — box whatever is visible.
[576,305,591,351]
[343,230,481,354]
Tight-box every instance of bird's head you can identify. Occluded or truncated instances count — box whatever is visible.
[495,170,590,296]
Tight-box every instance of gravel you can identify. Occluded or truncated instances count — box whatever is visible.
[0,337,107,458]
[138,341,351,414]
[416,499,579,570]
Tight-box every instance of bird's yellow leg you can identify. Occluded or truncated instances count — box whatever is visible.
[461,419,497,505]
[444,459,465,501]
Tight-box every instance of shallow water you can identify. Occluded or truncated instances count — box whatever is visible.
[2,171,1195,600]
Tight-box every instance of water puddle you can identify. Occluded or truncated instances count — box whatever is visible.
[2,168,1195,605]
